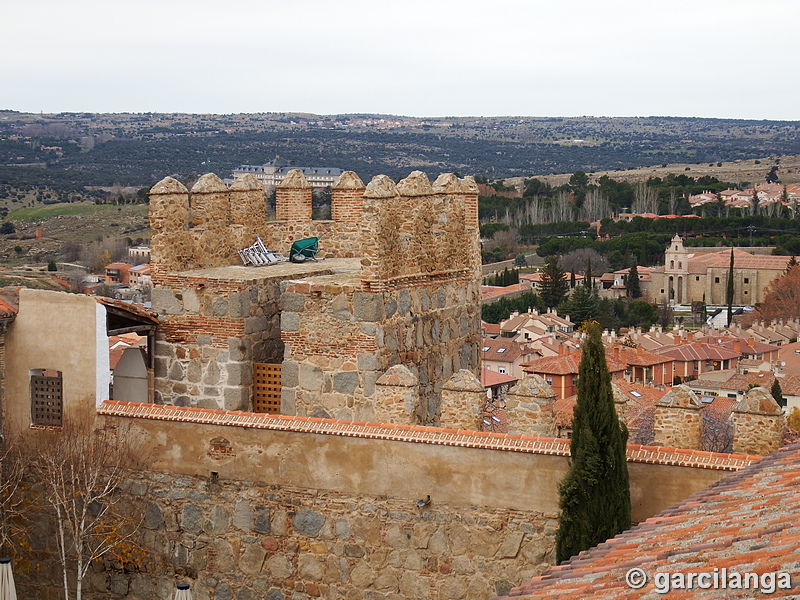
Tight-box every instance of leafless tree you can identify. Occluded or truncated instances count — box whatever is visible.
[581,188,611,222]
[549,191,574,222]
[559,248,608,278]
[22,412,147,600]
[632,182,659,215]
[702,413,733,453]
[668,189,678,215]
[0,441,26,556]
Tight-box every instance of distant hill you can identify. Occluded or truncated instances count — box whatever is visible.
[1,112,800,189]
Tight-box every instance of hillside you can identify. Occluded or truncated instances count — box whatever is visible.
[2,112,800,192]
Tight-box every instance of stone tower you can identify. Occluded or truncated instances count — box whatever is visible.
[664,234,689,305]
[732,386,785,456]
[653,385,703,450]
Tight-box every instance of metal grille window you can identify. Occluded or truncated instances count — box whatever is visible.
[253,363,281,414]
[30,370,63,427]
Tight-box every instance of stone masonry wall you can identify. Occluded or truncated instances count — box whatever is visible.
[653,386,704,450]
[17,472,556,600]
[280,277,481,424]
[732,386,785,456]
[152,274,286,410]
[149,171,364,279]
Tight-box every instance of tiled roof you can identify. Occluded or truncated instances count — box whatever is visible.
[694,372,800,396]
[96,297,158,323]
[523,348,636,375]
[0,297,16,319]
[481,369,518,387]
[686,247,791,272]
[98,401,757,470]
[654,342,740,362]
[482,321,501,336]
[482,337,525,362]
[497,442,800,599]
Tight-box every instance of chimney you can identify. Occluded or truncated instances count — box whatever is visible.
[694,340,702,348]
[686,331,694,342]
[734,339,742,353]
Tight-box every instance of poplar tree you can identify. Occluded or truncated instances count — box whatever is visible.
[555,321,631,563]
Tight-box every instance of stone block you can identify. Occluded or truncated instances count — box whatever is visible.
[254,506,271,534]
[152,288,183,315]
[281,312,300,332]
[181,504,203,535]
[144,503,164,530]
[266,555,294,579]
[279,292,306,313]
[292,507,325,537]
[245,316,268,334]
[357,353,379,372]
[182,288,200,313]
[229,291,252,318]
[227,362,253,386]
[223,387,250,411]
[333,371,359,394]
[234,497,254,531]
[281,361,299,387]
[228,338,252,361]
[239,544,267,575]
[353,292,385,322]
[205,505,231,536]
[299,364,323,391]
[281,389,297,415]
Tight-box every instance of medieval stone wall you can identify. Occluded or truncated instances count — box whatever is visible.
[149,171,365,279]
[279,276,481,424]
[151,272,287,410]
[732,386,785,455]
[15,473,554,600]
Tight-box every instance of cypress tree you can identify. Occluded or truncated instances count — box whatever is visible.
[555,321,631,564]
[726,249,735,326]
[626,262,641,299]
[771,379,786,408]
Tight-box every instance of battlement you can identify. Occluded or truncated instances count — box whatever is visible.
[149,169,482,417]
[149,169,480,291]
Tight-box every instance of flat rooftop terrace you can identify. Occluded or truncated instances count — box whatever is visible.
[172,257,362,283]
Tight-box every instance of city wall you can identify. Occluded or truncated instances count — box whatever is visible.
[13,402,749,600]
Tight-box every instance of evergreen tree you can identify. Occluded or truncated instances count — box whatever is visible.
[626,262,641,299]
[555,321,631,564]
[540,256,568,310]
[560,284,599,328]
[771,379,786,408]
[726,249,735,326]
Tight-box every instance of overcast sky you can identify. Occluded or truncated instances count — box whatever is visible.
[2,0,797,120]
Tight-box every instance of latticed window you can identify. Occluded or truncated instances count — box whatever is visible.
[30,369,63,427]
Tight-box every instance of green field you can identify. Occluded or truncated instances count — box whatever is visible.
[7,202,148,222]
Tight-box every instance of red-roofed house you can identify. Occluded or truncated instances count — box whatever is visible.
[654,338,740,381]
[104,262,132,285]
[481,337,537,378]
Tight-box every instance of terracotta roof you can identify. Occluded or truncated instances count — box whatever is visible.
[497,442,800,599]
[0,297,16,319]
[481,337,525,362]
[481,284,524,300]
[685,247,791,273]
[482,321,501,336]
[98,401,758,470]
[696,335,779,356]
[617,345,672,367]
[96,297,158,323]
[654,342,740,362]
[694,372,800,396]
[481,369,518,387]
[524,349,628,375]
